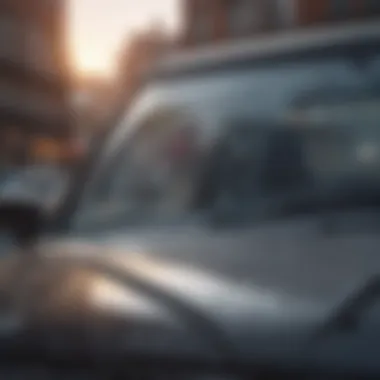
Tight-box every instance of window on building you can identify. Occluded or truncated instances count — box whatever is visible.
[329,0,380,21]
[27,27,54,75]
[366,0,380,13]
[330,0,351,20]
[227,0,258,36]
[0,16,22,62]
[275,0,297,28]
[193,11,213,42]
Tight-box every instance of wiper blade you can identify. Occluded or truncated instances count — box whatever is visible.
[313,275,380,340]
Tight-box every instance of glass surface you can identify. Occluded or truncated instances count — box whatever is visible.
[72,45,380,231]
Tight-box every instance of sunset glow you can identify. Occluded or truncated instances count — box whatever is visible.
[69,0,180,77]
[74,50,115,78]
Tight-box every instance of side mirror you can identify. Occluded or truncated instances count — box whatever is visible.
[0,201,46,248]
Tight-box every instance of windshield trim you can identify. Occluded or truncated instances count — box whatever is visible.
[152,20,380,81]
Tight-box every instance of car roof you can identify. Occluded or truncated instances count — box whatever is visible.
[151,18,380,79]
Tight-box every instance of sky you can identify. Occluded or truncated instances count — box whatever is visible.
[69,0,180,78]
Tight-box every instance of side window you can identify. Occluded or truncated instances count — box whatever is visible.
[202,123,312,205]
[73,108,205,231]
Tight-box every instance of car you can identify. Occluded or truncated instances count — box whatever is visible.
[0,19,379,378]
[0,165,68,212]
[0,165,69,254]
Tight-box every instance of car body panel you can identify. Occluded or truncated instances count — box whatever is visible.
[32,210,380,374]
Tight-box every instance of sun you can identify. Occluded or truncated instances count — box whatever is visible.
[74,49,116,78]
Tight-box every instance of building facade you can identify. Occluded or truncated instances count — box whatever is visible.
[182,0,380,46]
[0,0,71,165]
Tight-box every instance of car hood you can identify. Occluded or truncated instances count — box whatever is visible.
[2,214,380,373]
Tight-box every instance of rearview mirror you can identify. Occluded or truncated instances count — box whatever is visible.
[0,201,46,248]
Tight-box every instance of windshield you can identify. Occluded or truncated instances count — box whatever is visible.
[71,43,380,232]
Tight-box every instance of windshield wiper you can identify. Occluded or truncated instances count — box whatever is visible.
[313,275,380,340]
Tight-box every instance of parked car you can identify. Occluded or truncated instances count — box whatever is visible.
[0,165,68,212]
[0,19,379,378]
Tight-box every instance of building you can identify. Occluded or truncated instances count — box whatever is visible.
[0,0,71,165]
[117,26,173,98]
[68,27,174,150]
[72,76,119,142]
[182,0,380,46]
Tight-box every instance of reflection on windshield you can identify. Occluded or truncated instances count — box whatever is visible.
[75,49,380,230]
[287,95,380,179]
[208,118,380,225]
